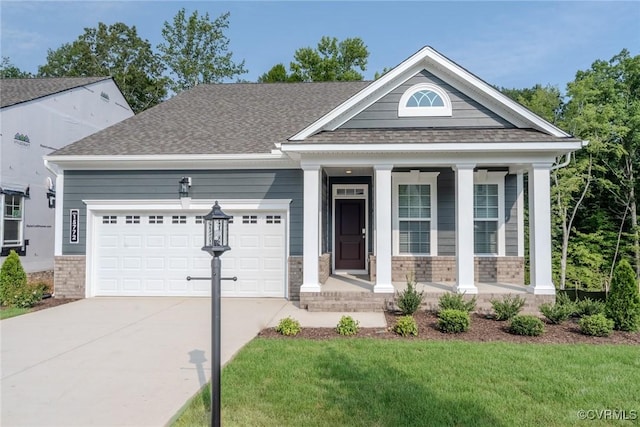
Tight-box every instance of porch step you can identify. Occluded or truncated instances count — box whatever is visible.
[300,291,393,312]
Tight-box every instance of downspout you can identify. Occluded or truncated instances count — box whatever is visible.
[550,140,589,171]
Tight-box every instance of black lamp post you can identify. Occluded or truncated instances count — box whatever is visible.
[201,201,231,427]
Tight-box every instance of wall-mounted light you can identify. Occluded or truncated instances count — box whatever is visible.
[179,177,191,198]
[46,189,56,209]
[345,170,352,174]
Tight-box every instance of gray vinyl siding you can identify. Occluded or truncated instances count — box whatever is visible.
[437,169,456,256]
[62,169,303,255]
[504,174,518,256]
[341,70,514,129]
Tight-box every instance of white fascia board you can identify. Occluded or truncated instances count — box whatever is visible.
[424,49,570,137]
[83,199,292,212]
[44,153,296,170]
[290,46,571,141]
[281,141,583,154]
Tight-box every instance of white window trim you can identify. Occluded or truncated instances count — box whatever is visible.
[2,194,25,247]
[474,171,507,256]
[332,184,369,274]
[392,171,439,256]
[398,83,452,117]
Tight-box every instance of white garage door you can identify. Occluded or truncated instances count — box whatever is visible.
[92,211,286,297]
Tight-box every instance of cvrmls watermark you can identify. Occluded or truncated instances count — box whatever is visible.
[577,409,637,421]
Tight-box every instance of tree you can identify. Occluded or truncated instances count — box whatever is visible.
[158,8,247,92]
[259,36,369,83]
[38,22,167,113]
[500,84,563,123]
[605,259,640,331]
[0,57,32,78]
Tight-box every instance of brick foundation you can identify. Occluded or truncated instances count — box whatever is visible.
[26,270,54,289]
[54,256,86,298]
[288,256,303,301]
[374,255,525,284]
[288,254,332,301]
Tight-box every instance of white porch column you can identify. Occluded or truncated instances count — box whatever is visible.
[527,163,555,294]
[374,164,394,293]
[301,165,321,292]
[454,164,478,294]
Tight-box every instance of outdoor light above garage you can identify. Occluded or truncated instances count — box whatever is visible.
[178,177,191,198]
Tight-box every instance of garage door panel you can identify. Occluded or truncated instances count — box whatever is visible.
[93,211,286,297]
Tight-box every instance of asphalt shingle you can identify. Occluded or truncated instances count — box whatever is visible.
[0,77,110,108]
[51,81,371,156]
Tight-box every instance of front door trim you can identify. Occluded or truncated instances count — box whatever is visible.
[332,184,368,274]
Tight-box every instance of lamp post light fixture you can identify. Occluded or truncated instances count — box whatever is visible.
[201,201,232,427]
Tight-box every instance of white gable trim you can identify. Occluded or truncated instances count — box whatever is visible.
[290,46,570,141]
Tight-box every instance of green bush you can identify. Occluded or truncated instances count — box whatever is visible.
[438,292,477,313]
[396,274,424,315]
[539,302,572,324]
[0,250,40,308]
[579,314,614,337]
[576,298,605,317]
[437,309,470,333]
[605,260,640,332]
[490,295,526,320]
[556,292,578,316]
[393,315,418,337]
[275,317,301,336]
[509,315,545,336]
[336,315,359,336]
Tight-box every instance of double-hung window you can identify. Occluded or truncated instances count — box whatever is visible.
[393,172,439,255]
[3,194,24,247]
[473,172,506,255]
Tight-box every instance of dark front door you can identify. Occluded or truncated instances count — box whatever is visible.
[335,199,366,270]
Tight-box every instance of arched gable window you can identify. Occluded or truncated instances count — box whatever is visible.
[398,83,452,117]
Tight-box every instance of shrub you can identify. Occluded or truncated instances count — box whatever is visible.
[275,317,301,336]
[396,274,424,315]
[556,292,578,316]
[438,292,477,313]
[0,250,39,308]
[393,315,418,337]
[437,309,470,333]
[605,260,640,332]
[490,295,526,320]
[509,315,545,336]
[336,315,359,336]
[539,302,572,324]
[579,314,614,337]
[576,298,605,317]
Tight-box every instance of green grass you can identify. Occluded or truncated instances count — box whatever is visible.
[0,306,30,320]
[173,339,640,427]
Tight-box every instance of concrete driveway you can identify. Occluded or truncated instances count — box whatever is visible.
[0,297,288,427]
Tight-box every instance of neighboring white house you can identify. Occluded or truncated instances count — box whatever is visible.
[0,77,133,274]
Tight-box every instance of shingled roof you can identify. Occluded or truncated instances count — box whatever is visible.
[301,128,582,144]
[51,81,371,156]
[0,77,111,108]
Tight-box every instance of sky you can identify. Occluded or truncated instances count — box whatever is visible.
[1,1,639,92]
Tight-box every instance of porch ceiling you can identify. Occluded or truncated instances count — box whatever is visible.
[323,166,373,177]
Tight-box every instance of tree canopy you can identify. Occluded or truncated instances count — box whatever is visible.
[259,36,369,83]
[158,8,247,92]
[38,22,167,113]
[0,57,33,78]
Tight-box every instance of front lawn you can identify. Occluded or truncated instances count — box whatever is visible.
[172,339,639,426]
[0,306,29,320]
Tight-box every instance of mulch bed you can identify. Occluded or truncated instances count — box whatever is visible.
[29,297,80,312]
[259,311,640,345]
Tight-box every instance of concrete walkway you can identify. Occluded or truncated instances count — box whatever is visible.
[0,297,387,427]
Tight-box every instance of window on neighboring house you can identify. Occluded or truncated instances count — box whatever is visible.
[393,172,439,256]
[398,83,452,117]
[3,194,24,246]
[474,184,499,254]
